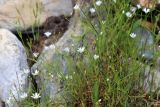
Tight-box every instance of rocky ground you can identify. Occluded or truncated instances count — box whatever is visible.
[1,0,160,107]
[0,0,75,106]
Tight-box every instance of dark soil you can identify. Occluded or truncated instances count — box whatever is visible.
[13,15,70,66]
[32,15,70,53]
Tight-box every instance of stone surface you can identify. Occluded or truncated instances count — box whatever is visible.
[132,26,154,60]
[131,0,157,8]
[0,0,73,30]
[0,29,29,106]
[31,11,83,102]
[0,0,7,5]
[143,59,160,92]
[132,26,160,93]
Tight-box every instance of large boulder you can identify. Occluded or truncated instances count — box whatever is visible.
[0,0,73,30]
[0,29,29,106]
[0,0,7,5]
[31,11,83,103]
[132,26,154,60]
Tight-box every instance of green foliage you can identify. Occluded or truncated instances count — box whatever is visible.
[60,0,160,107]
[17,0,160,106]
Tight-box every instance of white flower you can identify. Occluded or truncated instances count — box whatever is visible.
[130,33,136,38]
[74,4,80,10]
[130,6,137,13]
[49,44,55,49]
[20,92,28,99]
[113,0,116,3]
[100,32,103,35]
[33,52,39,58]
[125,12,132,18]
[94,54,99,60]
[136,4,141,9]
[77,47,85,53]
[122,10,125,14]
[50,74,54,78]
[66,75,72,79]
[23,69,30,74]
[102,21,106,24]
[44,46,49,50]
[89,8,96,14]
[71,44,74,47]
[70,12,73,16]
[106,78,110,81]
[64,47,70,53]
[142,54,145,57]
[32,69,39,76]
[44,31,52,37]
[98,99,102,102]
[143,8,150,14]
[44,44,55,50]
[96,0,102,6]
[31,93,41,99]
[49,73,54,78]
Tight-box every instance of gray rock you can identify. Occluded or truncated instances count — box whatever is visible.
[143,61,160,93]
[43,0,73,17]
[0,0,73,30]
[131,27,159,92]
[31,12,83,103]
[0,0,7,5]
[0,29,29,106]
[132,26,154,60]
[132,27,160,93]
